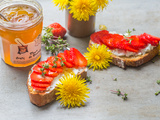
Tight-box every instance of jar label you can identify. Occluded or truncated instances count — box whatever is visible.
[10,34,41,64]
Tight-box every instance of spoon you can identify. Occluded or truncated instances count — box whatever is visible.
[0,13,9,22]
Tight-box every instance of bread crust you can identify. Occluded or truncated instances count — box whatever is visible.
[89,40,159,69]
[27,67,87,107]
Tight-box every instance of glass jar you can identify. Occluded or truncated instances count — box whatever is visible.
[0,0,43,67]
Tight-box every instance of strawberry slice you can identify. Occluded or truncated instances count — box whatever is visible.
[120,39,138,52]
[48,66,63,73]
[33,65,59,77]
[64,50,74,64]
[37,61,50,68]
[101,35,115,49]
[70,48,87,67]
[139,33,159,46]
[111,34,124,48]
[32,86,47,91]
[129,35,147,49]
[30,72,54,84]
[45,70,59,77]
[47,56,62,68]
[31,81,51,88]
[90,30,109,44]
[58,52,74,68]
[33,65,47,74]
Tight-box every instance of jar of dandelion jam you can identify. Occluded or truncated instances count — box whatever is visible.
[0,0,43,67]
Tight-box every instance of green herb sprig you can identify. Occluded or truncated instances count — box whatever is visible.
[110,89,128,101]
[42,27,69,55]
[156,80,160,85]
[155,80,160,96]
[40,68,46,77]
[155,91,160,96]
[86,76,92,84]
[123,28,136,44]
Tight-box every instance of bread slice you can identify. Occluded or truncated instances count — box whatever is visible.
[89,40,159,69]
[27,67,87,107]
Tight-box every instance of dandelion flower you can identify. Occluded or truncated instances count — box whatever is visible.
[52,0,69,10]
[68,0,97,21]
[93,0,110,11]
[55,74,90,108]
[84,44,112,71]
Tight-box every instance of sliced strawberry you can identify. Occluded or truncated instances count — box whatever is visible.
[70,48,87,67]
[101,35,115,49]
[45,70,59,77]
[58,52,74,68]
[111,34,124,48]
[139,33,159,46]
[32,86,47,91]
[64,50,74,64]
[120,39,138,52]
[30,72,54,84]
[37,61,50,68]
[47,56,62,68]
[129,35,147,49]
[48,66,63,73]
[33,65,58,77]
[90,30,109,44]
[33,65,47,74]
[31,81,51,88]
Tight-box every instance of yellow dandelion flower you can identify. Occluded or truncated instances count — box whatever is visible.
[93,0,110,11]
[52,0,69,10]
[68,0,97,21]
[55,74,90,108]
[84,44,112,71]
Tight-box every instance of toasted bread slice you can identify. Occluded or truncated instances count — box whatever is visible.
[89,40,159,69]
[27,67,87,107]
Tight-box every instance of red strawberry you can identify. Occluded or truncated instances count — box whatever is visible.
[31,81,51,88]
[101,35,115,49]
[70,48,87,67]
[90,30,109,44]
[139,33,159,46]
[48,22,66,38]
[37,61,50,68]
[33,65,47,74]
[129,35,147,49]
[58,52,74,68]
[120,39,138,52]
[47,56,62,68]
[48,66,63,73]
[32,86,47,91]
[64,50,74,64]
[45,70,59,77]
[111,34,124,48]
[30,72,54,84]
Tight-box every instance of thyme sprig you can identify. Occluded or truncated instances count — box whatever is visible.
[40,68,46,77]
[86,76,92,84]
[110,89,128,101]
[156,80,160,85]
[42,27,69,55]
[155,80,160,96]
[123,28,136,44]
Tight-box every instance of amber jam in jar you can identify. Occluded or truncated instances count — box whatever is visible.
[0,0,43,67]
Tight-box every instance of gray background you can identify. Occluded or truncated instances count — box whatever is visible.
[0,0,160,120]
